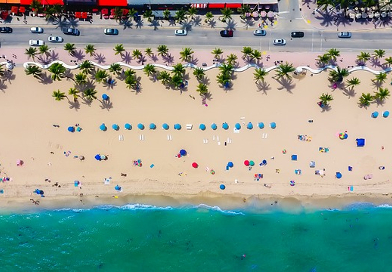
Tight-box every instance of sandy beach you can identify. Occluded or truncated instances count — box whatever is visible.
[0,47,392,211]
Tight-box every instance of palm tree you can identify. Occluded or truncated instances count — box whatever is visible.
[145,48,153,58]
[179,47,194,62]
[30,0,42,15]
[374,87,390,102]
[187,7,198,19]
[114,44,125,56]
[172,63,185,77]
[384,56,392,67]
[327,48,340,61]
[226,54,238,66]
[124,68,136,78]
[49,63,66,81]
[125,75,138,89]
[75,72,87,85]
[372,72,387,84]
[64,43,76,56]
[359,93,374,107]
[316,54,330,66]
[94,70,109,83]
[219,63,234,77]
[319,93,333,106]
[68,87,79,102]
[174,9,186,23]
[80,60,93,75]
[157,71,171,86]
[109,63,122,75]
[193,67,205,81]
[157,45,169,57]
[128,8,137,19]
[143,64,156,77]
[83,88,97,101]
[25,47,38,61]
[132,49,143,60]
[251,50,262,61]
[346,77,360,90]
[328,67,349,83]
[241,46,253,60]
[163,9,171,20]
[216,72,231,88]
[254,68,268,83]
[39,45,50,56]
[275,62,295,80]
[220,8,232,22]
[196,83,208,96]
[25,65,42,79]
[357,51,371,65]
[212,48,223,60]
[52,89,66,101]
[143,9,153,22]
[205,11,214,23]
[171,74,183,89]
[85,44,96,57]
[373,49,385,60]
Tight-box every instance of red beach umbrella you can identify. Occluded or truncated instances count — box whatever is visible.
[192,162,198,168]
[244,160,250,166]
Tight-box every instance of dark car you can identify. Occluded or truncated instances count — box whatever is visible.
[291,32,304,38]
[220,30,233,37]
[0,27,12,33]
[63,28,80,36]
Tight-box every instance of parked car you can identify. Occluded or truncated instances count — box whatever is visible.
[29,40,45,46]
[338,32,351,38]
[0,27,12,33]
[104,28,119,35]
[291,31,304,38]
[30,27,44,33]
[174,29,187,36]
[220,30,234,37]
[253,29,266,36]
[273,39,286,46]
[48,36,63,43]
[63,28,80,36]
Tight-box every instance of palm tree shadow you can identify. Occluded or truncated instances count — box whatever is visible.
[163,54,174,65]
[122,20,134,29]
[276,77,295,93]
[315,10,334,27]
[121,51,132,64]
[256,81,271,94]
[207,19,217,28]
[204,92,213,101]
[370,57,381,67]
[39,72,53,84]
[100,99,113,110]
[201,77,210,85]
[103,79,117,90]
[81,98,93,107]
[342,87,356,98]
[3,71,15,83]
[150,54,158,62]
[64,69,74,81]
[321,104,331,112]
[372,81,382,89]
[48,50,59,62]
[68,100,81,110]
[94,53,106,64]
[188,56,199,65]
[193,16,202,26]
[0,80,7,92]
[150,19,161,30]
[225,19,237,30]
[135,20,144,29]
[73,50,85,61]
[181,21,193,31]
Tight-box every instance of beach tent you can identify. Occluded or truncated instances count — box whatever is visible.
[180,149,187,156]
[309,161,316,168]
[371,111,379,118]
[227,162,234,168]
[235,123,241,130]
[162,123,169,130]
[270,122,276,129]
[211,123,217,130]
[112,124,119,130]
[199,124,206,131]
[149,123,156,130]
[258,122,264,129]
[138,123,145,130]
[124,123,132,130]
[247,122,253,129]
[222,122,229,130]
[336,172,342,179]
[102,94,109,101]
[100,123,107,131]
[220,184,226,190]
[68,126,75,132]
[383,111,390,118]
[174,124,181,130]
[356,138,365,147]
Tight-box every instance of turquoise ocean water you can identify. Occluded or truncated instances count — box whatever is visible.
[1,203,392,271]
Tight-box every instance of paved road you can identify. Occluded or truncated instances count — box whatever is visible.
[1,24,391,53]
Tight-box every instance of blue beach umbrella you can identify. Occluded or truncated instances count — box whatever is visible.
[100,123,107,131]
[95,154,101,161]
[247,122,253,130]
[336,172,342,179]
[149,123,156,130]
[68,126,75,132]
[258,122,264,129]
[115,185,122,191]
[124,123,132,130]
[199,124,206,131]
[383,111,390,118]
[211,123,217,130]
[112,124,119,130]
[162,123,169,130]
[174,124,181,130]
[180,149,187,156]
[102,94,109,101]
[371,111,379,118]
[222,122,229,130]
[220,184,226,190]
[138,123,144,130]
[235,123,241,130]
[227,161,234,168]
[270,122,276,129]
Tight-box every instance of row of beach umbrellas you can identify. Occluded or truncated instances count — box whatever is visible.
[99,122,277,131]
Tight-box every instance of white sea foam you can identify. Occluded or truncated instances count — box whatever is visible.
[195,203,244,215]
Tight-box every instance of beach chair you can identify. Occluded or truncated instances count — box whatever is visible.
[186,124,193,130]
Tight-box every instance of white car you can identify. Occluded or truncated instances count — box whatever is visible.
[273,39,286,46]
[48,36,63,43]
[174,29,187,36]
[29,40,45,46]
[30,27,44,33]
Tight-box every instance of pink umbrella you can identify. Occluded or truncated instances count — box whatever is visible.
[192,162,198,168]
[244,160,250,166]
[260,11,267,17]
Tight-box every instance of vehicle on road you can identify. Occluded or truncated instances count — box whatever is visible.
[220,30,234,37]
[174,29,187,36]
[273,39,286,46]
[63,28,80,36]
[338,32,352,38]
[0,27,12,33]
[29,40,45,46]
[48,36,64,43]
[253,29,266,36]
[291,32,304,38]
[30,27,44,33]
[104,28,119,35]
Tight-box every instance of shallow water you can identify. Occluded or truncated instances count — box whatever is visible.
[1,203,392,271]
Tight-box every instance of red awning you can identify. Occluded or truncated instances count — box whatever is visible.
[208,3,225,8]
[101,8,108,15]
[19,7,26,13]
[75,11,81,18]
[81,12,88,19]
[98,0,126,6]
[11,6,18,14]
[41,0,64,5]
[225,3,242,8]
